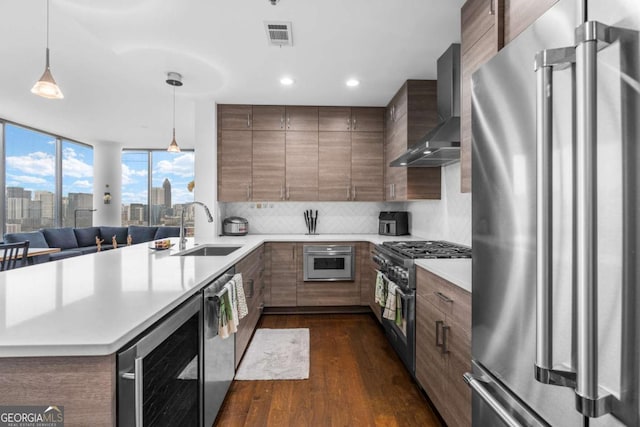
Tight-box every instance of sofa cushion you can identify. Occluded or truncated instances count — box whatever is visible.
[74,227,102,247]
[100,226,128,245]
[155,226,180,239]
[4,231,49,248]
[49,250,83,261]
[78,246,100,255]
[42,228,79,249]
[128,226,158,244]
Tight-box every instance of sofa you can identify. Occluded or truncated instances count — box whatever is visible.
[3,225,180,264]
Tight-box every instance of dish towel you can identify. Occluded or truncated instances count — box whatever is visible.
[226,281,240,330]
[395,290,404,327]
[233,273,248,320]
[216,290,234,339]
[375,270,386,306]
[383,281,398,321]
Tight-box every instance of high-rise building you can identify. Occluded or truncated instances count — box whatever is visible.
[34,191,55,225]
[163,178,171,208]
[151,187,164,207]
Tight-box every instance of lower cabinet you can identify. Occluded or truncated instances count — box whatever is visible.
[235,245,265,368]
[363,242,382,323]
[416,266,471,427]
[264,242,298,307]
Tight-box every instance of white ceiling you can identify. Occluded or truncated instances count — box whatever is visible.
[0,0,464,149]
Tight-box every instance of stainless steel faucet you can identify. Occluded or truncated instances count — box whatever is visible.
[179,201,214,250]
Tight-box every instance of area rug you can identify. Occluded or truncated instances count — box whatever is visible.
[235,328,309,380]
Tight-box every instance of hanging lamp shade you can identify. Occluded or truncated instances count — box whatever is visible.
[166,72,183,152]
[32,0,63,99]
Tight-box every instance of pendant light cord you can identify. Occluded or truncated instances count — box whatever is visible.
[172,84,176,133]
[46,0,50,49]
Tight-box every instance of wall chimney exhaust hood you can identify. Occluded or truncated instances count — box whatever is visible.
[390,43,461,167]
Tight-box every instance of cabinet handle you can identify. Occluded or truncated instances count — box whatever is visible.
[286,185,290,200]
[435,291,453,303]
[488,0,494,15]
[292,246,295,260]
[280,184,284,200]
[247,279,254,298]
[246,184,251,200]
[353,116,357,130]
[281,113,284,129]
[435,320,444,348]
[347,117,351,130]
[287,115,291,129]
[347,186,351,200]
[442,325,451,354]
[247,113,251,128]
[353,186,357,200]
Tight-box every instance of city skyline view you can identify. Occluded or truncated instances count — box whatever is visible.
[4,123,196,232]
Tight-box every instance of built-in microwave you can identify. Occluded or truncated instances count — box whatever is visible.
[303,245,355,281]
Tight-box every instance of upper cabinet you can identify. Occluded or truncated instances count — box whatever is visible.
[218,104,253,130]
[218,104,384,202]
[460,0,504,193]
[385,80,441,201]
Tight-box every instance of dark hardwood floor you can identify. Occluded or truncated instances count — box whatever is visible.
[213,313,443,427]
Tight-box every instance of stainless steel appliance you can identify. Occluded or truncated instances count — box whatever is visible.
[303,245,355,281]
[117,294,203,427]
[467,1,639,425]
[378,211,409,236]
[372,240,471,375]
[222,216,248,236]
[390,43,461,167]
[203,267,236,427]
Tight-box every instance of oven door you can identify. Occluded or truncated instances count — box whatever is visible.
[380,281,416,375]
[303,245,355,281]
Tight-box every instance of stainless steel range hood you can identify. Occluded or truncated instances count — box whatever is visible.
[390,43,461,167]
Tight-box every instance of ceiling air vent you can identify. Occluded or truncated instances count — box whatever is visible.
[264,21,293,46]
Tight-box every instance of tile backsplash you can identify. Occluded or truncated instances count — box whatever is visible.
[221,201,406,234]
[221,163,471,245]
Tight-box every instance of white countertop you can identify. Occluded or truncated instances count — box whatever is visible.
[0,234,468,358]
[414,259,472,293]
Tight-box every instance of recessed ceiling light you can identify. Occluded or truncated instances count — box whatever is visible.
[400,162,407,166]
[280,77,294,86]
[424,150,432,155]
[346,79,360,87]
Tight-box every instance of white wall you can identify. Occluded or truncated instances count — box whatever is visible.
[407,162,471,245]
[93,143,122,226]
[193,100,219,241]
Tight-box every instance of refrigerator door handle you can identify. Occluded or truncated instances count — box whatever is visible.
[572,20,626,419]
[533,46,577,389]
[464,373,525,427]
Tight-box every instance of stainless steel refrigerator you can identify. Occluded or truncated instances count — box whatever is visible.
[467,0,639,425]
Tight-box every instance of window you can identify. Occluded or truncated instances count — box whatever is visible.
[121,150,195,231]
[2,122,93,233]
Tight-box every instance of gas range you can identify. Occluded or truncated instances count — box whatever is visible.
[382,240,472,259]
[372,240,471,289]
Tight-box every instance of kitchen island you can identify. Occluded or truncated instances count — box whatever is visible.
[0,233,446,426]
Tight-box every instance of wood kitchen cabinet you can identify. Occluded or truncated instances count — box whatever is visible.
[285,131,319,200]
[252,130,285,200]
[319,132,352,201]
[285,106,319,131]
[218,104,253,130]
[385,80,441,200]
[460,0,505,193]
[252,105,286,130]
[416,266,471,427]
[264,243,297,307]
[318,106,385,201]
[217,130,252,201]
[235,245,265,367]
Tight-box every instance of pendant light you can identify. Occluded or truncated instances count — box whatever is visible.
[166,72,182,152]
[31,0,64,99]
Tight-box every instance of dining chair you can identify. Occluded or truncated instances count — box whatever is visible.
[0,241,30,271]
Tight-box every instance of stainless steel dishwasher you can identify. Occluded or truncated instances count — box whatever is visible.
[202,267,236,427]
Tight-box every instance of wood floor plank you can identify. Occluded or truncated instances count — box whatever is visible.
[213,314,442,427]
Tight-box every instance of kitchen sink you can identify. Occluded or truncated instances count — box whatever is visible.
[178,245,242,256]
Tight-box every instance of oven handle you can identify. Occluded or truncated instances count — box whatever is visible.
[305,250,353,256]
[120,357,144,427]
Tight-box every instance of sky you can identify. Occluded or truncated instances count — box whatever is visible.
[5,123,195,205]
